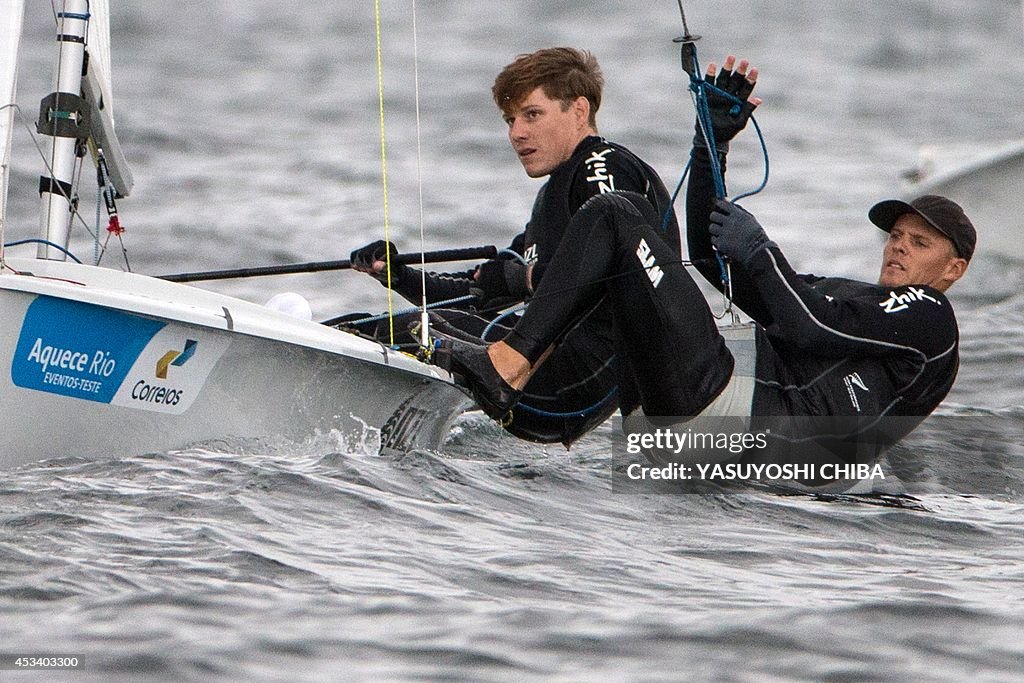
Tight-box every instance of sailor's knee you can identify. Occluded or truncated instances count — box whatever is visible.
[615,191,660,225]
[573,192,660,246]
[578,191,656,222]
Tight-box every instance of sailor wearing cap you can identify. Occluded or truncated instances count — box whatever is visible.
[870,194,975,290]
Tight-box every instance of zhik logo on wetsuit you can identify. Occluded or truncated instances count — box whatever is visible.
[585,148,617,194]
[879,287,939,313]
[636,238,664,288]
[523,244,538,265]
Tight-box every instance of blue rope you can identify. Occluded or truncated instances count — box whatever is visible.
[682,59,770,204]
[515,387,619,419]
[731,115,770,202]
[3,239,83,263]
[481,304,524,342]
[662,160,690,232]
[497,248,528,265]
[665,48,771,292]
[688,55,732,288]
[689,72,728,198]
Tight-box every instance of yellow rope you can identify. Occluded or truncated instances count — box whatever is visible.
[374,0,395,345]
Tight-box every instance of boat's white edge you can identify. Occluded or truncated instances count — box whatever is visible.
[0,256,453,382]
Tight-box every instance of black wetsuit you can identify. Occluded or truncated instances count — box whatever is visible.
[374,136,680,445]
[685,147,960,465]
[499,144,960,467]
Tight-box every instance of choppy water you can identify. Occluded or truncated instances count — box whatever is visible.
[3,1,1024,681]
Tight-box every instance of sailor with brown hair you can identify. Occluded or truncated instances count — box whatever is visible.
[350,47,680,445]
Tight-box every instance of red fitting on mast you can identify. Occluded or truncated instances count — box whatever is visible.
[107,214,124,235]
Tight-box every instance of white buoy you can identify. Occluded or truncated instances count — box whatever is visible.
[265,292,313,320]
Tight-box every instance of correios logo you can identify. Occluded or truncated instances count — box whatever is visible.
[132,339,198,407]
[156,339,197,379]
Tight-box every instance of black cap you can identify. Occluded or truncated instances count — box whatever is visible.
[869,195,977,262]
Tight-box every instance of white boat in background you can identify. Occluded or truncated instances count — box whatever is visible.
[1,0,472,468]
[902,1,1024,259]
[904,140,1024,258]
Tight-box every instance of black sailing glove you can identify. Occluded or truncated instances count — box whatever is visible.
[470,259,530,305]
[693,64,759,151]
[350,239,400,285]
[708,199,776,266]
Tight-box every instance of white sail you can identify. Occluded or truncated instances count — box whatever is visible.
[82,0,133,196]
[0,0,26,233]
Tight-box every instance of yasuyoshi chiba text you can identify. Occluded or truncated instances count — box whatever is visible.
[626,461,886,482]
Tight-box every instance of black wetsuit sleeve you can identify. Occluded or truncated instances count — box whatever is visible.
[685,146,723,284]
[685,146,773,321]
[390,234,526,305]
[390,264,475,305]
[743,245,957,360]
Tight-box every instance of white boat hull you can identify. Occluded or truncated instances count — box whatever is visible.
[0,258,473,468]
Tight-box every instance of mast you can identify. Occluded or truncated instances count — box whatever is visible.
[36,0,91,260]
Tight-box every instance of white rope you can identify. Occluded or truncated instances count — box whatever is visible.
[410,0,432,348]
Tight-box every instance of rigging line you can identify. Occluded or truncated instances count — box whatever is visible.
[676,0,691,36]
[374,0,396,346]
[670,12,729,293]
[410,0,431,348]
[731,115,770,202]
[95,182,102,264]
[93,146,110,265]
[2,239,82,263]
[673,9,748,324]
[481,304,526,342]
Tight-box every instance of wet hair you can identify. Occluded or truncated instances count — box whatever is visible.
[492,47,603,126]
